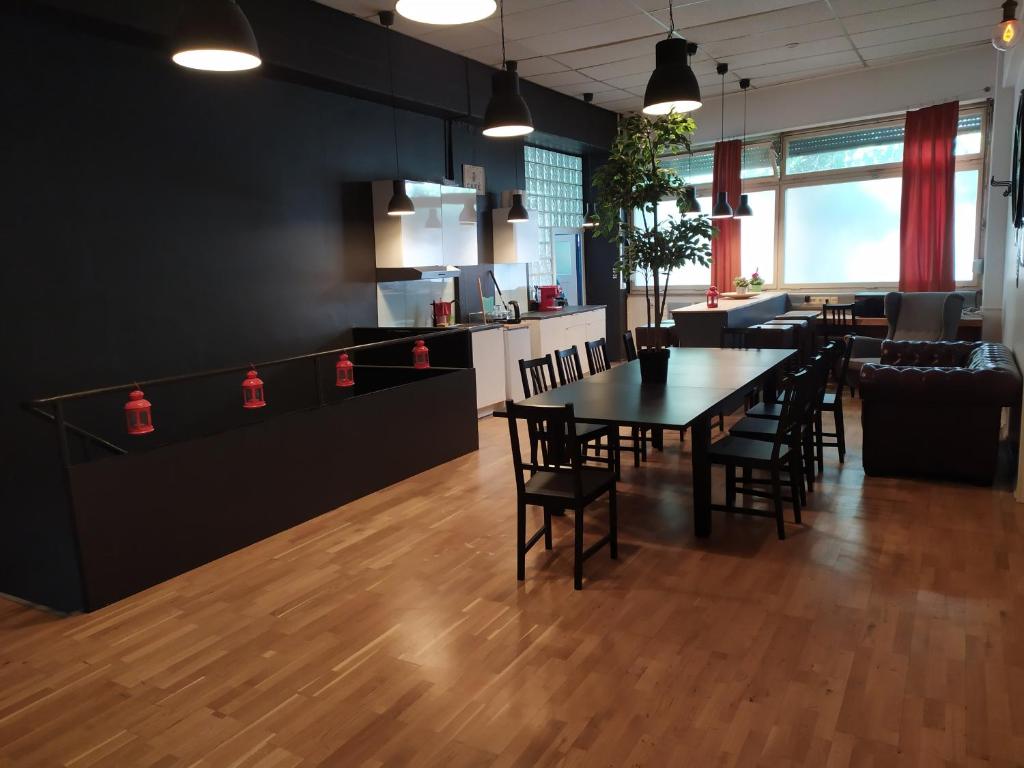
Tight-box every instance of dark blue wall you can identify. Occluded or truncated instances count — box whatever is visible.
[1,0,616,612]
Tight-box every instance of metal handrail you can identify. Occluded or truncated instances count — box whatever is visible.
[27,327,471,406]
[24,405,127,455]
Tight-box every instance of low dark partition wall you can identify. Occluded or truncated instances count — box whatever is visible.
[64,365,477,610]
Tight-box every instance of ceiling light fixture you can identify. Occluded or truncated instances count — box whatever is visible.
[711,62,734,220]
[582,202,600,228]
[396,0,496,25]
[508,192,529,223]
[483,0,534,138]
[642,3,702,115]
[683,186,701,217]
[733,78,753,218]
[380,12,415,216]
[993,0,1020,51]
[171,0,261,72]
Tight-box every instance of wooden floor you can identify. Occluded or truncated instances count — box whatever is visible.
[2,399,1024,767]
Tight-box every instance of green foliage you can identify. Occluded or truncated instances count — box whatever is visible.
[592,112,717,330]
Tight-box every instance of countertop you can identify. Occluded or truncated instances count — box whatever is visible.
[671,292,783,314]
[519,304,606,320]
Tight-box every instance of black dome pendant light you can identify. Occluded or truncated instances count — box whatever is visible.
[507,140,529,223]
[483,0,534,138]
[171,0,261,72]
[642,3,702,115]
[733,78,754,218]
[710,62,734,220]
[380,12,415,217]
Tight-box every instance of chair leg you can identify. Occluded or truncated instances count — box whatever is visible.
[834,402,846,463]
[814,412,824,473]
[517,501,527,581]
[608,486,618,560]
[771,468,785,540]
[788,453,803,524]
[543,507,553,550]
[573,503,585,590]
[718,413,725,432]
[631,427,641,467]
[725,464,736,510]
[802,426,815,493]
[741,465,752,501]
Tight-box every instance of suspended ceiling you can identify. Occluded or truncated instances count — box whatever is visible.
[312,0,1001,112]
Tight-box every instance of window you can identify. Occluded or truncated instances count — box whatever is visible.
[524,147,583,286]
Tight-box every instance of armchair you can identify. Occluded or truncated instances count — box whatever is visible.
[848,291,965,390]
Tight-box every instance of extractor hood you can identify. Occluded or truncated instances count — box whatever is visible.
[375,266,461,281]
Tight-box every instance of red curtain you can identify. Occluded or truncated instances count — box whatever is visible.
[710,139,741,291]
[899,101,959,292]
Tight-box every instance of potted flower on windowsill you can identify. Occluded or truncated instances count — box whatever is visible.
[733,276,750,296]
[592,111,715,384]
[749,269,765,293]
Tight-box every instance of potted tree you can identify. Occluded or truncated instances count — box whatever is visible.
[593,112,714,384]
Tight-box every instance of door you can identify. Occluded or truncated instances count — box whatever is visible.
[552,228,584,306]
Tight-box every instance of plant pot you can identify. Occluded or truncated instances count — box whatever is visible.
[734,285,747,295]
[637,348,669,384]
[749,283,763,293]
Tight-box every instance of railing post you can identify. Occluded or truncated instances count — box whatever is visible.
[53,402,92,612]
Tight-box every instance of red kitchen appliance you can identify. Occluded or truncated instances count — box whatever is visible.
[430,300,456,327]
[537,285,560,311]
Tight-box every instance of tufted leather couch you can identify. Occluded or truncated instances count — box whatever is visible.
[859,341,1022,484]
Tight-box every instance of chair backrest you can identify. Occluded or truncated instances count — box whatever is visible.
[772,368,812,458]
[720,327,749,349]
[505,400,583,497]
[623,330,638,362]
[810,345,837,408]
[555,346,585,385]
[585,338,610,375]
[822,302,856,340]
[519,354,558,399]
[885,291,965,341]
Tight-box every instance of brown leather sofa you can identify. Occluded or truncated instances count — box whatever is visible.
[859,341,1022,485]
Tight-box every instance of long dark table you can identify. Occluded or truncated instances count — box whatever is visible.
[497,347,797,537]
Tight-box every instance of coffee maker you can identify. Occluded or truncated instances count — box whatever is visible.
[537,285,561,311]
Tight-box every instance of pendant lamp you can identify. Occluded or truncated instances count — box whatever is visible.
[396,0,496,25]
[642,3,701,116]
[710,63,734,220]
[683,186,702,217]
[380,13,415,217]
[733,78,753,218]
[483,1,534,138]
[993,0,1020,51]
[508,193,529,223]
[582,203,599,228]
[171,0,261,72]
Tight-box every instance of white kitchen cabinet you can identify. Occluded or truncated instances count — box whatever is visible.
[502,325,532,401]
[471,327,506,414]
[522,308,607,369]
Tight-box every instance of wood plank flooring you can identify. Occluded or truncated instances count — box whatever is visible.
[2,399,1024,767]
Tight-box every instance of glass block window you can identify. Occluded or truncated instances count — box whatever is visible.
[524,146,584,287]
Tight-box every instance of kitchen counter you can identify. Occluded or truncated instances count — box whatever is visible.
[519,304,606,320]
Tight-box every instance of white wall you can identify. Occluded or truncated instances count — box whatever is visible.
[692,44,996,145]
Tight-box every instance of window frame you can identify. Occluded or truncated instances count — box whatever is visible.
[633,104,988,294]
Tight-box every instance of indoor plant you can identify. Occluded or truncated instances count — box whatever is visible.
[592,111,714,383]
[749,269,764,293]
[733,276,749,295]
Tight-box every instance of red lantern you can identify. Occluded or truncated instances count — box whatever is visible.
[242,369,266,409]
[706,285,720,309]
[124,388,154,435]
[336,353,355,388]
[412,339,430,369]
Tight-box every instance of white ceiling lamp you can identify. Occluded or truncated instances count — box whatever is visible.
[396,0,496,25]
[171,0,261,72]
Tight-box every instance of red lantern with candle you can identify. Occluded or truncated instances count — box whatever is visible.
[412,339,430,369]
[242,369,266,409]
[124,388,154,435]
[706,285,720,309]
[336,353,355,388]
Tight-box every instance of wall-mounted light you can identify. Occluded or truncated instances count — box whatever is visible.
[171,0,261,72]
[396,0,496,25]
[994,0,1020,51]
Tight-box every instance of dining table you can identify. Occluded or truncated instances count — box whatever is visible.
[496,347,798,538]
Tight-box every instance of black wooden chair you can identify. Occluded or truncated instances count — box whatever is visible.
[623,330,638,362]
[720,327,750,349]
[554,345,586,385]
[505,400,618,590]
[709,369,810,539]
[821,302,856,344]
[585,338,650,467]
[816,338,849,465]
[519,354,615,474]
